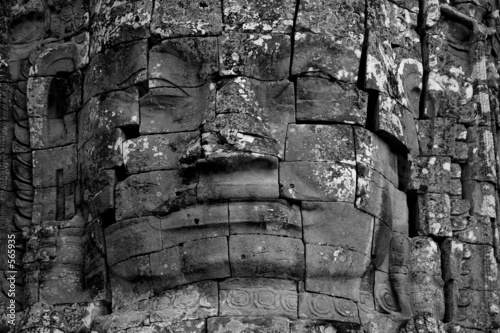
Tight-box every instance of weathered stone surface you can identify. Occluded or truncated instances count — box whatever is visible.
[219,278,298,318]
[149,37,218,88]
[452,215,493,245]
[151,0,223,37]
[207,316,290,333]
[299,292,360,323]
[355,127,398,186]
[376,94,418,154]
[303,202,374,256]
[90,0,152,55]
[356,167,408,229]
[115,168,197,221]
[280,162,356,202]
[80,129,125,194]
[296,77,367,125]
[305,243,369,301]
[105,216,162,267]
[79,88,139,147]
[84,40,147,102]
[229,234,304,280]
[417,118,456,157]
[285,124,354,163]
[123,132,198,174]
[290,319,362,333]
[410,237,445,320]
[464,126,497,183]
[27,73,82,149]
[228,200,302,238]
[209,77,295,158]
[150,237,230,292]
[109,255,153,310]
[223,0,295,33]
[161,204,229,248]
[139,85,215,134]
[417,193,452,237]
[371,220,393,272]
[219,33,291,80]
[150,281,218,322]
[32,36,89,75]
[463,181,496,218]
[32,144,77,187]
[197,154,279,201]
[292,33,361,82]
[409,156,452,194]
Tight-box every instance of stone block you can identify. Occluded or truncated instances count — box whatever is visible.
[377,94,418,154]
[417,193,452,237]
[197,154,279,201]
[32,36,89,75]
[161,204,229,248]
[356,166,408,230]
[285,124,354,163]
[32,187,57,222]
[79,129,125,192]
[280,161,356,202]
[78,88,139,147]
[210,77,294,158]
[298,292,359,324]
[32,144,77,187]
[229,234,304,280]
[409,156,452,194]
[151,281,218,322]
[39,266,89,304]
[207,316,290,333]
[90,0,152,55]
[409,237,445,320]
[115,168,197,221]
[27,74,82,149]
[228,200,302,238]
[290,319,362,333]
[303,202,374,256]
[87,182,115,219]
[123,132,198,174]
[223,0,295,33]
[453,216,493,245]
[305,243,369,301]
[150,320,206,333]
[204,113,283,157]
[84,40,147,102]
[105,216,162,267]
[219,33,291,80]
[219,278,298,318]
[371,220,392,272]
[109,256,153,310]
[450,198,471,216]
[151,0,223,37]
[296,0,364,36]
[149,37,218,87]
[355,127,398,186]
[464,126,497,183]
[139,85,215,134]
[445,242,498,292]
[417,118,456,157]
[296,77,367,125]
[150,237,230,292]
[463,181,496,218]
[292,33,360,82]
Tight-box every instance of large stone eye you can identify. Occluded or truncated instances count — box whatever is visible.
[445,20,472,44]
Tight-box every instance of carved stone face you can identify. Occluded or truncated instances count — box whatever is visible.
[11,0,500,332]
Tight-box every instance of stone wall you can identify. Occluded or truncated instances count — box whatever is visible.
[1,0,500,332]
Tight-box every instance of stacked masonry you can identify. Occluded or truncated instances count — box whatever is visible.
[2,0,500,332]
